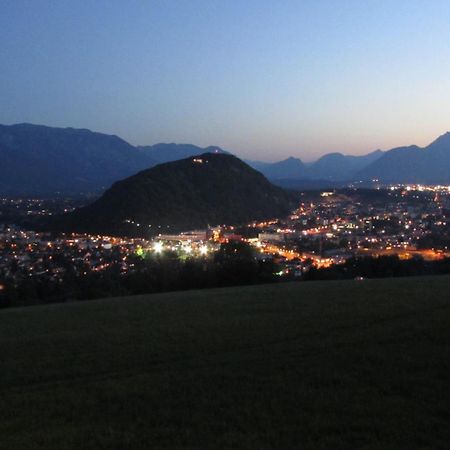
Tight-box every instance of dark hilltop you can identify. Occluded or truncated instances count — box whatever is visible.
[50,153,296,236]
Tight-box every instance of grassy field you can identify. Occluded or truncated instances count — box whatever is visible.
[1,276,450,449]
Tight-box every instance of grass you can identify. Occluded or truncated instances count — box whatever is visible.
[1,276,450,449]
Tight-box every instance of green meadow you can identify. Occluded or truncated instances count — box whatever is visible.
[1,276,450,449]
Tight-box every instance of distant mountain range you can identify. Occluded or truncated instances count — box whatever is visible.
[49,153,295,236]
[0,124,156,195]
[0,124,233,195]
[356,132,450,184]
[245,157,307,180]
[307,150,384,180]
[1,123,450,195]
[245,150,384,185]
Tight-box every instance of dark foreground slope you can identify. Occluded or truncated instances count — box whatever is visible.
[55,153,294,235]
[1,276,450,449]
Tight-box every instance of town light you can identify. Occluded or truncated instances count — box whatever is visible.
[153,242,163,254]
[199,245,208,255]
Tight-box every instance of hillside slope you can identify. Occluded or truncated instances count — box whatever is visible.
[1,276,450,449]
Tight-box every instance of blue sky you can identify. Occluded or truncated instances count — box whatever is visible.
[1,0,450,161]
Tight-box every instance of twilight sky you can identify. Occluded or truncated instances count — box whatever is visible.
[1,0,450,161]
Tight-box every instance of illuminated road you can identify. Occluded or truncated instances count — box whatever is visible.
[257,243,333,268]
[357,248,450,261]
[256,242,449,270]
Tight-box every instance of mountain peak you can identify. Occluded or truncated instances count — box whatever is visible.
[283,156,303,163]
[204,146,229,154]
[427,131,450,149]
[317,152,345,161]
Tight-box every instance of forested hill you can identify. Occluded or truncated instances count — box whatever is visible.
[52,153,296,236]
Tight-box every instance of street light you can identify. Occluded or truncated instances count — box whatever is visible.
[153,242,163,254]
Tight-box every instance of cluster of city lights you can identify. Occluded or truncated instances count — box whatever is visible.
[151,241,208,256]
